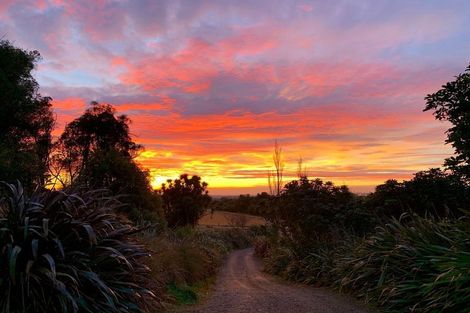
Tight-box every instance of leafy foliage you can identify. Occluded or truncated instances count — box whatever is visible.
[0,182,157,313]
[53,102,141,186]
[269,177,373,250]
[52,103,161,222]
[259,214,470,313]
[0,40,54,189]
[160,174,211,228]
[368,168,470,218]
[83,150,163,222]
[259,170,470,312]
[425,64,470,180]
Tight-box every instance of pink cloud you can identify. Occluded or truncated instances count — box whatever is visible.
[0,0,15,15]
[3,0,466,192]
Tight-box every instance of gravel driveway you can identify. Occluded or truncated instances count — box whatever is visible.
[185,248,372,313]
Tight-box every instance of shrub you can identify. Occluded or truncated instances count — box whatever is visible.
[268,177,375,252]
[209,193,271,217]
[337,215,470,312]
[0,182,157,313]
[260,214,470,312]
[160,174,211,228]
[367,169,470,218]
[256,231,350,286]
[253,236,271,258]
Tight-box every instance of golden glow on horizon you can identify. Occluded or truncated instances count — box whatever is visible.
[148,170,270,190]
[137,143,452,194]
[51,89,453,196]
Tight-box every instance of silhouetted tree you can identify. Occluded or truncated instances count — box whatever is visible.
[406,168,469,216]
[268,177,372,251]
[160,174,211,228]
[52,102,141,186]
[367,179,406,217]
[368,168,469,218]
[425,64,470,180]
[268,140,284,196]
[53,102,161,222]
[0,40,54,188]
[83,149,162,222]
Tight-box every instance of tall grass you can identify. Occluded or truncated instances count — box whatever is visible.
[337,215,470,312]
[258,215,470,312]
[142,227,254,306]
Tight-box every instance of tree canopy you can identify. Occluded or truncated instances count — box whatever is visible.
[268,177,372,249]
[53,102,160,222]
[160,174,211,228]
[368,168,469,218]
[0,40,54,188]
[53,102,141,185]
[425,64,470,180]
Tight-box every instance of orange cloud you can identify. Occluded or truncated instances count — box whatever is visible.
[48,100,445,193]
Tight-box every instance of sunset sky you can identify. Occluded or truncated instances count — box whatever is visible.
[2,0,469,194]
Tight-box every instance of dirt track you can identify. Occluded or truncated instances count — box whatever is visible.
[185,248,371,313]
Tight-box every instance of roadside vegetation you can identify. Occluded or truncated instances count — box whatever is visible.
[0,182,158,312]
[209,193,271,217]
[143,227,255,308]
[254,178,470,312]
[255,64,470,312]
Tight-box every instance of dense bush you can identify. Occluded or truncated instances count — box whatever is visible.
[259,172,470,311]
[258,215,470,313]
[255,227,348,286]
[337,215,470,312]
[268,177,375,250]
[160,174,211,228]
[82,150,163,223]
[0,182,157,313]
[367,168,470,218]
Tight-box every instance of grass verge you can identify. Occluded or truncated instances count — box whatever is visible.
[140,226,258,311]
[255,215,470,313]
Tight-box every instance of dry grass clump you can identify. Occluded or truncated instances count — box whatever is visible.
[142,227,254,306]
